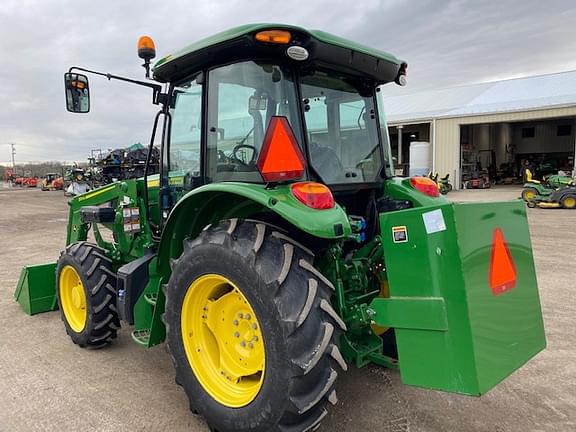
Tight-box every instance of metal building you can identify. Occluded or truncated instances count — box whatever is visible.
[384,70,576,189]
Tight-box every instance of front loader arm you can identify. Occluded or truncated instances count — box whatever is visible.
[66,181,153,260]
[67,184,118,245]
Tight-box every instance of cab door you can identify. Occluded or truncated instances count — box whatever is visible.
[166,75,204,200]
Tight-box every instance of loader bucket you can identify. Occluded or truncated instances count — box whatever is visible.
[372,200,545,395]
[14,263,58,315]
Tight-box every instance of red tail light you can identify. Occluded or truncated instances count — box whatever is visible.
[291,182,335,210]
[257,116,306,183]
[410,176,439,197]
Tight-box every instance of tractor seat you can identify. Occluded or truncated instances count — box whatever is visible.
[309,142,346,183]
[525,169,540,184]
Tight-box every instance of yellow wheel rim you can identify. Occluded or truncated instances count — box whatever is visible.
[564,197,576,208]
[181,274,265,408]
[523,189,536,201]
[59,265,87,332]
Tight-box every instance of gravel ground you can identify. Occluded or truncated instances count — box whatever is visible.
[0,185,574,432]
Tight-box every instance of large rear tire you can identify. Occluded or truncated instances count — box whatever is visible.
[164,219,347,432]
[56,242,120,348]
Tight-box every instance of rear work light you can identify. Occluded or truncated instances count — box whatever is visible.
[255,30,292,44]
[410,176,440,197]
[257,116,306,182]
[395,62,408,86]
[291,182,335,210]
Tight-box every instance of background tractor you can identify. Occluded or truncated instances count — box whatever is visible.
[15,24,545,432]
[41,173,64,191]
[427,172,452,195]
[22,177,38,187]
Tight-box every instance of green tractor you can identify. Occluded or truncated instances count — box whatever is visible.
[15,25,545,432]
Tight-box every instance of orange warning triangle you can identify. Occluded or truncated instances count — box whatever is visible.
[257,116,306,182]
[489,228,517,296]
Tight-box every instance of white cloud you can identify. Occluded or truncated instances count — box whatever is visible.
[1,0,576,163]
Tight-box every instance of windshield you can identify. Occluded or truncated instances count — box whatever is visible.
[301,71,389,184]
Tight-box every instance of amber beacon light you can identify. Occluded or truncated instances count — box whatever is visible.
[137,35,156,78]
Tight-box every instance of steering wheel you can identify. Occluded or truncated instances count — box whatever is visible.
[232,144,257,166]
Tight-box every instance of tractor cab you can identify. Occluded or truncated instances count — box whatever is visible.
[45,173,58,183]
[168,60,390,188]
[151,25,407,222]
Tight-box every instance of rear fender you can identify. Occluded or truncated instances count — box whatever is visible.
[157,182,351,274]
[552,187,576,201]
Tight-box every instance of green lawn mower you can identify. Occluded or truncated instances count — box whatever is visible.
[526,185,576,209]
[14,24,545,432]
[521,171,574,202]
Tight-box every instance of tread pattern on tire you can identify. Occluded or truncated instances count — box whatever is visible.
[57,241,120,348]
[164,219,347,432]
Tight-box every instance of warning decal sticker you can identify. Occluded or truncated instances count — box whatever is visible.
[392,226,408,243]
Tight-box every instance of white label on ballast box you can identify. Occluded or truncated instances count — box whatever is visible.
[422,209,446,234]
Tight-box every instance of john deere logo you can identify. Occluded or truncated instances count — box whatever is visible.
[286,46,309,61]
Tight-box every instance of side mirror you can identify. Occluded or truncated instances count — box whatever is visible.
[64,73,90,113]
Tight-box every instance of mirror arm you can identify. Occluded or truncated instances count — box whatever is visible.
[68,66,164,105]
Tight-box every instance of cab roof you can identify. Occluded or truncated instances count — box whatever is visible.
[153,23,404,84]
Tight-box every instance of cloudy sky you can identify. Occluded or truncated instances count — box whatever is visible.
[2,0,576,164]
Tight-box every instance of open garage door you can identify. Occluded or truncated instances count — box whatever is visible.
[460,118,575,189]
[389,123,431,176]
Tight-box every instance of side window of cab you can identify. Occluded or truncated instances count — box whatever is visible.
[169,77,203,192]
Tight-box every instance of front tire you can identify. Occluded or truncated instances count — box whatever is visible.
[164,219,347,432]
[56,242,120,348]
